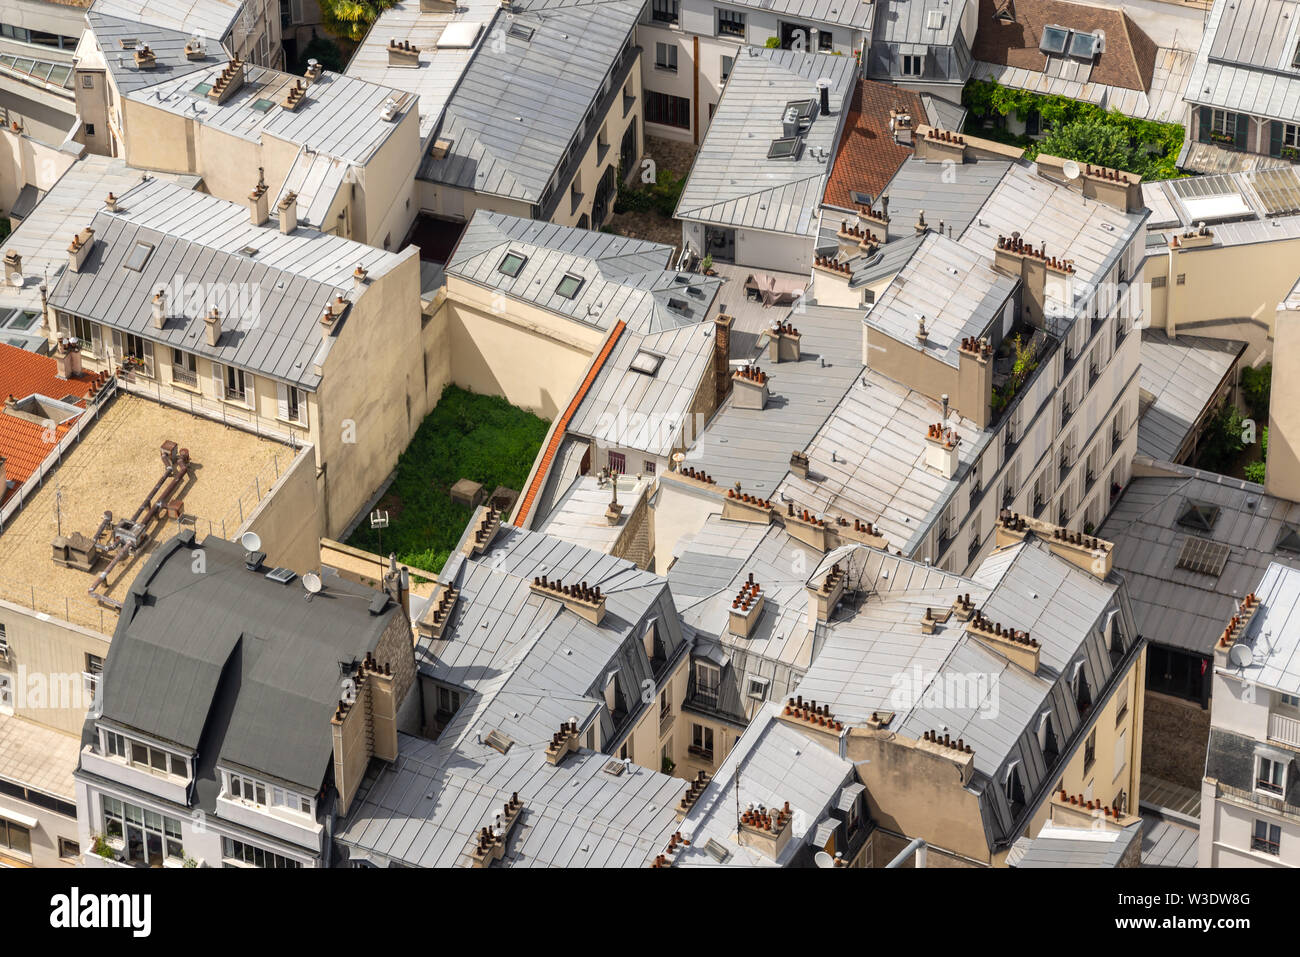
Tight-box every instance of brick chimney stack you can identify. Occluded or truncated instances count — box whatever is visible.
[714,313,734,410]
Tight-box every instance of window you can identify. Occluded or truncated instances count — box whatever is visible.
[1283,123,1300,149]
[1252,819,1281,855]
[1004,764,1025,815]
[437,685,462,718]
[652,0,679,23]
[643,460,656,475]
[123,241,154,271]
[1151,275,1167,288]
[227,772,268,807]
[608,451,626,473]
[102,729,127,759]
[84,654,103,704]
[1075,666,1093,719]
[170,348,198,387]
[81,74,94,89]
[717,9,746,38]
[655,42,677,72]
[746,675,769,700]
[645,90,691,129]
[84,123,95,137]
[0,819,31,857]
[129,741,183,778]
[901,54,923,76]
[223,837,302,868]
[555,274,585,299]
[58,837,80,860]
[1210,109,1237,138]
[818,30,833,51]
[721,55,734,82]
[1281,693,1300,709]
[1038,712,1059,761]
[694,660,720,708]
[1176,274,1186,285]
[120,332,153,373]
[272,786,313,817]
[691,723,714,758]
[1115,676,1129,724]
[62,314,100,355]
[498,251,527,278]
[1084,728,1097,771]
[101,797,183,865]
[1257,755,1287,796]
[225,365,247,403]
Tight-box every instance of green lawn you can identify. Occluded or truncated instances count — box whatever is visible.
[346,385,549,573]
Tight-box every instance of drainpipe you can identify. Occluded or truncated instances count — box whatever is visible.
[886,837,927,868]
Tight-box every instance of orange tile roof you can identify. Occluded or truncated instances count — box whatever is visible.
[0,343,98,505]
[515,320,627,528]
[823,79,928,213]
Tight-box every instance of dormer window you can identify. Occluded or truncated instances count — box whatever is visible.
[1257,754,1287,796]
[1003,763,1026,816]
[227,772,267,806]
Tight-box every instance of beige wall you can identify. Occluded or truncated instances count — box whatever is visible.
[440,278,605,419]
[240,441,322,574]
[1267,304,1300,502]
[0,125,78,214]
[0,597,108,735]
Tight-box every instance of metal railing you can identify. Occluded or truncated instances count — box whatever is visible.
[1269,711,1300,748]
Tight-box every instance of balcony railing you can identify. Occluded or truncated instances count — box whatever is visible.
[1269,711,1300,749]
[1111,426,1122,458]
[1060,402,1074,429]
[968,536,982,563]
[1088,362,1100,388]
[1002,486,1015,508]
[1059,457,1071,481]
[1058,503,1070,526]
[1085,469,1097,493]
[659,703,674,737]
[172,364,198,388]
[1033,494,1046,518]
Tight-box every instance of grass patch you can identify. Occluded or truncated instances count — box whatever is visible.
[346,385,549,573]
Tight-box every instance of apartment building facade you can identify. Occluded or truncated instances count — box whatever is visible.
[0,0,85,146]
[1200,563,1300,867]
[74,531,418,869]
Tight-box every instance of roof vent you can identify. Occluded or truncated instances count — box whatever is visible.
[184,36,205,60]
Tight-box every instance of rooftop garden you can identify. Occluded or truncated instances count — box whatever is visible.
[989,326,1044,420]
[961,80,1185,181]
[345,385,549,574]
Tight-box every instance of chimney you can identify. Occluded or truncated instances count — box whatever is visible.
[806,562,847,633]
[208,57,246,104]
[151,289,167,329]
[249,167,269,225]
[727,573,766,638]
[204,307,222,346]
[304,58,323,83]
[0,456,6,494]
[767,320,801,363]
[184,35,205,60]
[387,38,421,66]
[1037,156,1144,213]
[352,265,368,295]
[714,312,734,409]
[54,337,82,378]
[994,509,1113,579]
[731,364,768,410]
[816,78,831,116]
[924,422,961,478]
[105,192,118,212]
[529,574,607,626]
[281,78,307,111]
[133,43,157,69]
[3,249,20,280]
[68,228,95,272]
[992,234,1073,331]
[278,191,298,234]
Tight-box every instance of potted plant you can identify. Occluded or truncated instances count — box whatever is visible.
[701,254,715,276]
[92,834,115,860]
[662,756,676,775]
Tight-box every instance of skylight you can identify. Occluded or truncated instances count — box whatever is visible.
[1068,30,1101,59]
[555,273,584,299]
[191,81,212,96]
[1278,525,1300,555]
[251,97,275,112]
[1176,501,1221,532]
[439,21,482,48]
[498,251,527,278]
[768,136,802,159]
[508,23,534,42]
[123,241,155,272]
[630,350,663,376]
[1176,536,1231,577]
[925,10,945,29]
[1039,25,1070,55]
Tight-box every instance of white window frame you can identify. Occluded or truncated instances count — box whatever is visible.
[654,42,677,72]
[901,53,923,76]
[1256,754,1287,796]
[225,771,269,807]
[1210,109,1237,138]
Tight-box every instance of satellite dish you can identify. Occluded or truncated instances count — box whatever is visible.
[302,572,323,595]
[6,269,22,288]
[1228,643,1254,669]
[239,531,262,552]
[1062,160,1082,181]
[815,851,835,869]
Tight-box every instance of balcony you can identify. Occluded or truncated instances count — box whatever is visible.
[659,702,674,738]
[1088,362,1100,389]
[1033,493,1046,518]
[968,536,982,564]
[1085,468,1097,493]
[1115,322,1128,351]
[1002,486,1015,508]
[1059,457,1071,481]
[1060,402,1074,430]
[687,744,714,762]
[172,364,198,388]
[968,481,983,510]
[1269,711,1300,749]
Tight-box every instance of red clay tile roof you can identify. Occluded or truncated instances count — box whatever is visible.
[514,320,627,528]
[0,343,97,505]
[973,0,1158,93]
[823,80,928,212]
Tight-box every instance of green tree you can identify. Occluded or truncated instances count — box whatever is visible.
[1036,117,1134,173]
[317,0,398,42]
[1198,399,1246,474]
[295,36,347,73]
[1240,363,1272,420]
[1245,427,1269,484]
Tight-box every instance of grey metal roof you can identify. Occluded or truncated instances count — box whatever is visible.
[335,738,684,867]
[676,49,858,237]
[1140,811,1200,868]
[1185,0,1300,122]
[346,0,502,143]
[447,211,717,334]
[874,0,967,45]
[46,176,404,389]
[87,12,215,96]
[97,533,399,792]
[878,156,1011,242]
[844,231,925,288]
[716,0,875,29]
[671,702,855,867]
[1014,821,1141,867]
[1137,329,1244,462]
[417,0,642,204]
[684,304,864,494]
[89,0,243,41]
[126,60,415,165]
[775,367,986,555]
[865,231,1017,368]
[1220,562,1300,695]
[1098,462,1300,656]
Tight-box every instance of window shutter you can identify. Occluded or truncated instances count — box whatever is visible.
[1114,729,1127,773]
[1271,120,1285,157]
[277,382,289,420]
[245,372,256,411]
[110,329,122,361]
[90,322,103,357]
[1235,113,1250,152]
[1198,106,1212,144]
[212,360,223,398]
